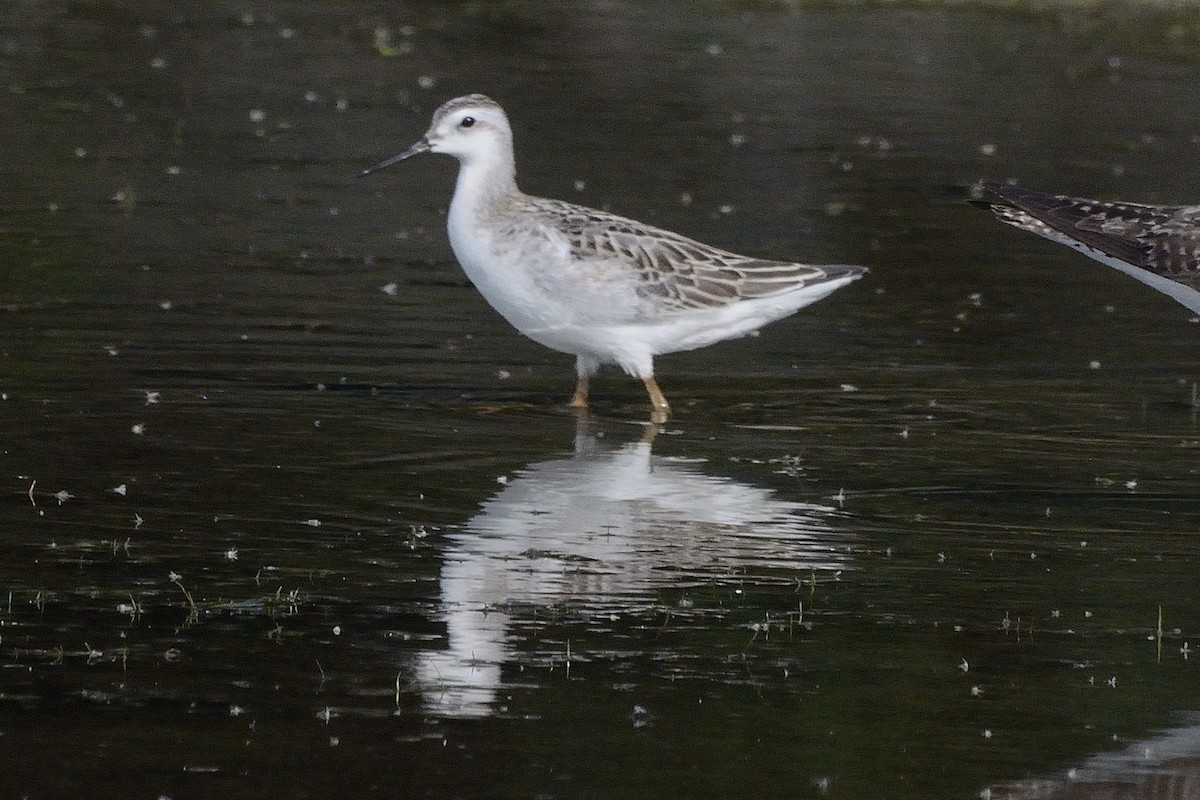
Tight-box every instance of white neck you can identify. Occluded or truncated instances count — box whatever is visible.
[449,149,519,222]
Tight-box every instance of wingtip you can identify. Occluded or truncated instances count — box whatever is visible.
[826,264,869,280]
[971,179,1022,212]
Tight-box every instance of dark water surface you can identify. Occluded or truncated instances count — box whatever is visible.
[4,1,1200,798]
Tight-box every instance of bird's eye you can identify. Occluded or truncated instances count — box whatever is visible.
[460,116,475,128]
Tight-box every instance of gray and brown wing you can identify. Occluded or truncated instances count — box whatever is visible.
[543,199,865,312]
[975,180,1200,287]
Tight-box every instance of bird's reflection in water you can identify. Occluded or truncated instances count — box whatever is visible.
[987,718,1200,799]
[416,421,852,718]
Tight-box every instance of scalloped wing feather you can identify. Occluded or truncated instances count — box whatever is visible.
[528,198,854,314]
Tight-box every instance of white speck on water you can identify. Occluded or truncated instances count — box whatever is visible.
[1085,610,1093,618]
[224,548,238,561]
[303,519,321,527]
[335,97,349,112]
[1089,360,1101,369]
[417,75,436,90]
[729,132,746,147]
[840,384,858,392]
[899,427,909,438]
[304,90,319,103]
[159,300,173,310]
[496,369,511,380]
[718,204,734,215]
[278,27,297,39]
[1124,479,1137,490]
[54,490,73,505]
[983,729,993,739]
[937,552,946,563]
[229,705,244,717]
[971,686,982,697]
[150,56,167,69]
[381,282,398,296]
[979,143,997,156]
[131,423,145,435]
[679,192,693,206]
[573,179,585,192]
[248,109,266,123]
[75,147,87,158]
[112,484,127,496]
[328,207,339,217]
[333,626,341,635]
[704,42,723,56]
[105,346,119,356]
[144,391,161,404]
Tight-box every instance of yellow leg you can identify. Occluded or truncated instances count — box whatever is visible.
[568,374,589,408]
[642,376,671,423]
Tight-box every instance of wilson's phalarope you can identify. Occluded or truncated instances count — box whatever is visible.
[363,94,867,422]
